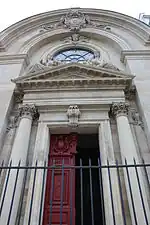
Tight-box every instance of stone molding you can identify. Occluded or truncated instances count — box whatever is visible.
[12,63,133,91]
[111,102,129,117]
[67,105,81,127]
[1,8,150,51]
[19,27,130,56]
[15,78,131,90]
[0,54,29,65]
[19,104,38,120]
[120,50,150,63]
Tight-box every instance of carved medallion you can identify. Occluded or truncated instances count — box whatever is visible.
[50,134,77,156]
[39,9,110,32]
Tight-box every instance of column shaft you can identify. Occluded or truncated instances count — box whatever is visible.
[0,104,37,225]
[112,102,150,225]
[23,122,49,225]
[99,120,124,225]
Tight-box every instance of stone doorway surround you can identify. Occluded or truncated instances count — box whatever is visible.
[21,105,125,225]
[16,62,131,225]
[2,62,149,224]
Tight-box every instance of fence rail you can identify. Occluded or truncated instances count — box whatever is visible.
[0,158,150,225]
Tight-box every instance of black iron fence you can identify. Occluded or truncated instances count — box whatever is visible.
[0,158,150,225]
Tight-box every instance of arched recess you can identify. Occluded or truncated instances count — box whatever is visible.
[0,8,150,53]
[19,28,131,55]
[17,28,131,73]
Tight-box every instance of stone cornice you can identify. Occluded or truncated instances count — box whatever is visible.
[120,50,150,63]
[0,8,150,50]
[15,78,131,91]
[0,54,29,65]
[12,62,134,91]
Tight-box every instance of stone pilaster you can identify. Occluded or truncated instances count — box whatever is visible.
[99,120,124,225]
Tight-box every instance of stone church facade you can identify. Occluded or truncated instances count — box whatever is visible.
[0,8,150,225]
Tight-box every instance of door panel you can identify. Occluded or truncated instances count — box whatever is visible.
[43,134,77,225]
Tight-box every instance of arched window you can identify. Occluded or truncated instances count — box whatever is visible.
[53,48,95,63]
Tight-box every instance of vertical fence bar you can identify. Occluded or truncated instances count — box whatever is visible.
[80,158,84,225]
[38,161,47,225]
[89,158,94,225]
[60,159,65,225]
[49,159,55,225]
[17,162,28,225]
[28,160,37,225]
[125,159,138,225]
[70,166,73,225]
[1,158,150,225]
[98,157,106,225]
[0,160,12,216]
[142,158,150,189]
[107,159,116,225]
[7,160,21,225]
[134,158,148,225]
[116,160,127,225]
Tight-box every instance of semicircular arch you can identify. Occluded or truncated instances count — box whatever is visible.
[19,27,131,59]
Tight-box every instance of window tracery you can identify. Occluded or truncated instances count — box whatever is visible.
[53,48,95,63]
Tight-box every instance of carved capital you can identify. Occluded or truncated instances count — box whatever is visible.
[111,102,129,117]
[67,105,81,127]
[19,104,38,120]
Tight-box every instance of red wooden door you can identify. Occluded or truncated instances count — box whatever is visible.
[43,134,77,225]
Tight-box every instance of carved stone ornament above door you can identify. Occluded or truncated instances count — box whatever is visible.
[67,105,81,127]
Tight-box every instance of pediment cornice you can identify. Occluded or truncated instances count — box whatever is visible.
[12,62,134,91]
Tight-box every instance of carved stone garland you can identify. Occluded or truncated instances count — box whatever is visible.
[62,33,89,45]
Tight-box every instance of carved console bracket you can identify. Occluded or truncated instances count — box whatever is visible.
[129,108,144,129]
[124,85,136,100]
[6,115,19,132]
[67,105,81,127]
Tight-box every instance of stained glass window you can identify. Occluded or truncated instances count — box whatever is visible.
[53,48,95,63]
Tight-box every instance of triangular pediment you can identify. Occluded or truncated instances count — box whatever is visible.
[13,63,134,82]
[12,63,134,90]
